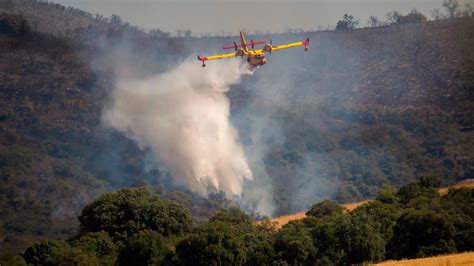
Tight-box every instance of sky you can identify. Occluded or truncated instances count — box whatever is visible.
[53,0,448,34]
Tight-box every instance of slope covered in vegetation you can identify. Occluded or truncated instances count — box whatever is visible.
[1,176,473,265]
[234,17,474,214]
[0,0,473,256]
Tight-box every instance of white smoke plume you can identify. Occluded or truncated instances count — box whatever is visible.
[102,58,254,198]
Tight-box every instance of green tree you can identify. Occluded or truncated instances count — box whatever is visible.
[346,214,386,263]
[310,215,349,265]
[310,214,385,265]
[397,179,438,205]
[376,185,399,205]
[117,230,173,266]
[0,256,27,266]
[274,221,316,265]
[70,231,118,265]
[174,222,247,266]
[78,188,192,238]
[23,240,98,265]
[351,200,401,241]
[442,188,474,252]
[245,234,276,266]
[418,175,441,189]
[210,208,251,225]
[387,209,457,259]
[306,200,344,219]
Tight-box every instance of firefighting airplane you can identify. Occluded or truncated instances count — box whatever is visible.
[197,32,310,68]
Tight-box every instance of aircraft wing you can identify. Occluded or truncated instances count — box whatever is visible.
[197,52,237,62]
[270,38,310,52]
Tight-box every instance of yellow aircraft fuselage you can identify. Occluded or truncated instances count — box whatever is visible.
[239,32,267,67]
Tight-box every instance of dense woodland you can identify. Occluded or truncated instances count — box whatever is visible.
[1,176,473,265]
[0,0,473,259]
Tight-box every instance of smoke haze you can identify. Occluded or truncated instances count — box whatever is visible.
[103,59,254,199]
[54,0,443,34]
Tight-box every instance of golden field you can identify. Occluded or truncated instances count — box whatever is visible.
[374,251,474,265]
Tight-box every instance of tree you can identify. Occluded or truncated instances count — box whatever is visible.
[442,189,474,252]
[245,232,276,266]
[418,175,441,189]
[183,29,192,37]
[351,201,401,242]
[376,185,399,205]
[175,29,192,38]
[23,240,98,265]
[78,188,192,238]
[110,14,123,26]
[345,215,386,264]
[174,222,247,266]
[210,208,251,225]
[274,221,316,265]
[70,231,118,265]
[336,14,359,31]
[306,200,344,219]
[310,215,348,264]
[149,28,170,38]
[387,209,456,259]
[398,10,428,24]
[336,20,350,31]
[367,16,380,27]
[443,0,460,18]
[396,177,439,205]
[117,230,173,266]
[386,11,402,24]
[431,8,445,20]
[0,256,27,266]
[463,1,474,17]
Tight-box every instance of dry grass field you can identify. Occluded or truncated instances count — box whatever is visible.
[438,179,474,196]
[271,200,370,229]
[374,251,474,265]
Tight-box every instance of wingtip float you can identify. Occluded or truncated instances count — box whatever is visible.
[197,32,310,68]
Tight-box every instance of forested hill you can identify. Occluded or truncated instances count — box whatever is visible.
[1,0,473,256]
[236,17,474,214]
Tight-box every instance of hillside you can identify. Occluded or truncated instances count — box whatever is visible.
[1,0,473,256]
[1,175,473,265]
[232,17,474,214]
[271,179,474,228]
[0,0,146,38]
[0,6,228,255]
